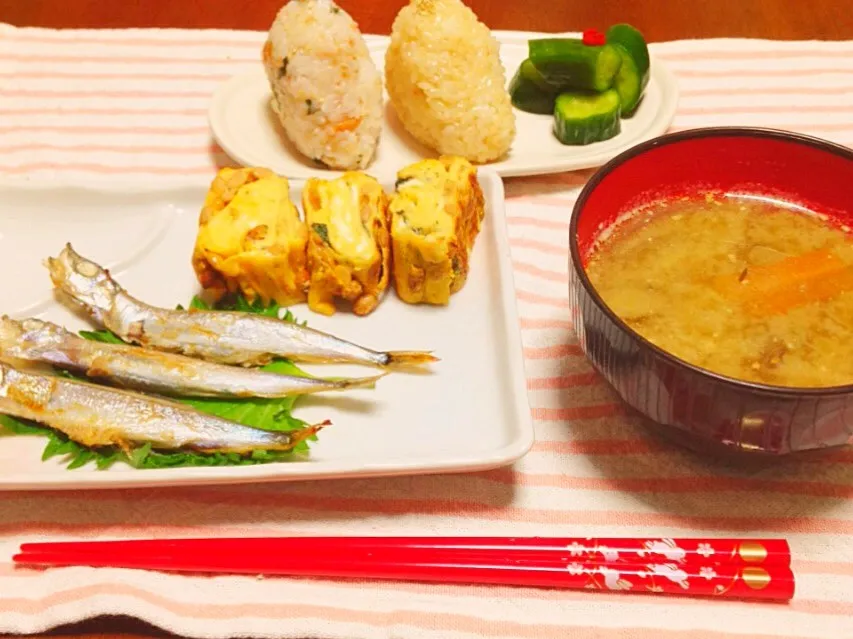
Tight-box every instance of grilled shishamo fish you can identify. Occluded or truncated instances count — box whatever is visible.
[389,156,485,305]
[0,316,384,398]
[46,244,437,369]
[0,361,325,453]
[192,167,310,307]
[302,172,391,316]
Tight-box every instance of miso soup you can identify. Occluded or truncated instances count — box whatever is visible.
[585,194,853,388]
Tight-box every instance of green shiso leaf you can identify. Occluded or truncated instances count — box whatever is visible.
[78,329,124,344]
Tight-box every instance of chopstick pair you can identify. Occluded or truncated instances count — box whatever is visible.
[14,536,795,601]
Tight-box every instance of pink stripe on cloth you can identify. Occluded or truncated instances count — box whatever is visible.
[2,22,853,639]
[0,583,831,639]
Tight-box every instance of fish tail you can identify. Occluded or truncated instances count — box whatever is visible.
[288,420,330,448]
[383,351,440,368]
[332,372,388,391]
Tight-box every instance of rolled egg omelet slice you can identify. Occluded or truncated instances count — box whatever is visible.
[302,172,391,316]
[389,156,485,305]
[192,167,309,307]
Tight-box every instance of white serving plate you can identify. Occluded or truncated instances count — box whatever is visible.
[0,170,534,490]
[209,31,680,180]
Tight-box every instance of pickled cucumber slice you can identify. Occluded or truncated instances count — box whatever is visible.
[611,44,643,116]
[519,56,559,92]
[528,39,622,92]
[553,90,622,146]
[509,59,560,114]
[605,23,650,91]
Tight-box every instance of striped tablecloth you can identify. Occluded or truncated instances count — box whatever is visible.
[2,23,853,639]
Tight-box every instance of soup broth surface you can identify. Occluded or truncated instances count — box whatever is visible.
[585,194,853,388]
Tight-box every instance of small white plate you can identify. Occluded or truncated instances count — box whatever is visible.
[0,170,534,490]
[209,31,679,180]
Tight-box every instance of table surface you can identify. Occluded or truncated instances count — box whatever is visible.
[1,0,853,40]
[1,0,852,638]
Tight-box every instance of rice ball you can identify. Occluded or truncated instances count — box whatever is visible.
[262,0,383,170]
[384,0,516,164]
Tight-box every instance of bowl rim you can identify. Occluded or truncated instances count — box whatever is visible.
[569,126,853,398]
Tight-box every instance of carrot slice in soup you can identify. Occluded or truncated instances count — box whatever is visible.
[713,247,853,315]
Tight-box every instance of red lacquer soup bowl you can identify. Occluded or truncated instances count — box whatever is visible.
[568,127,853,455]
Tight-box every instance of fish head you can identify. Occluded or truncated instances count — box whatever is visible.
[0,317,31,364]
[44,244,120,322]
[20,317,70,347]
[0,316,25,347]
[0,316,71,361]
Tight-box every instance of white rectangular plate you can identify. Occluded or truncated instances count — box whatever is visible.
[0,170,534,490]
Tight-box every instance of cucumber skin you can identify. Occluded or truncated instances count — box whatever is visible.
[528,39,622,92]
[612,44,643,116]
[605,23,650,91]
[519,58,558,93]
[510,80,557,115]
[509,60,559,114]
[553,91,622,146]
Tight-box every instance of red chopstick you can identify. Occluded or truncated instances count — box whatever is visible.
[17,536,791,567]
[14,536,794,601]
